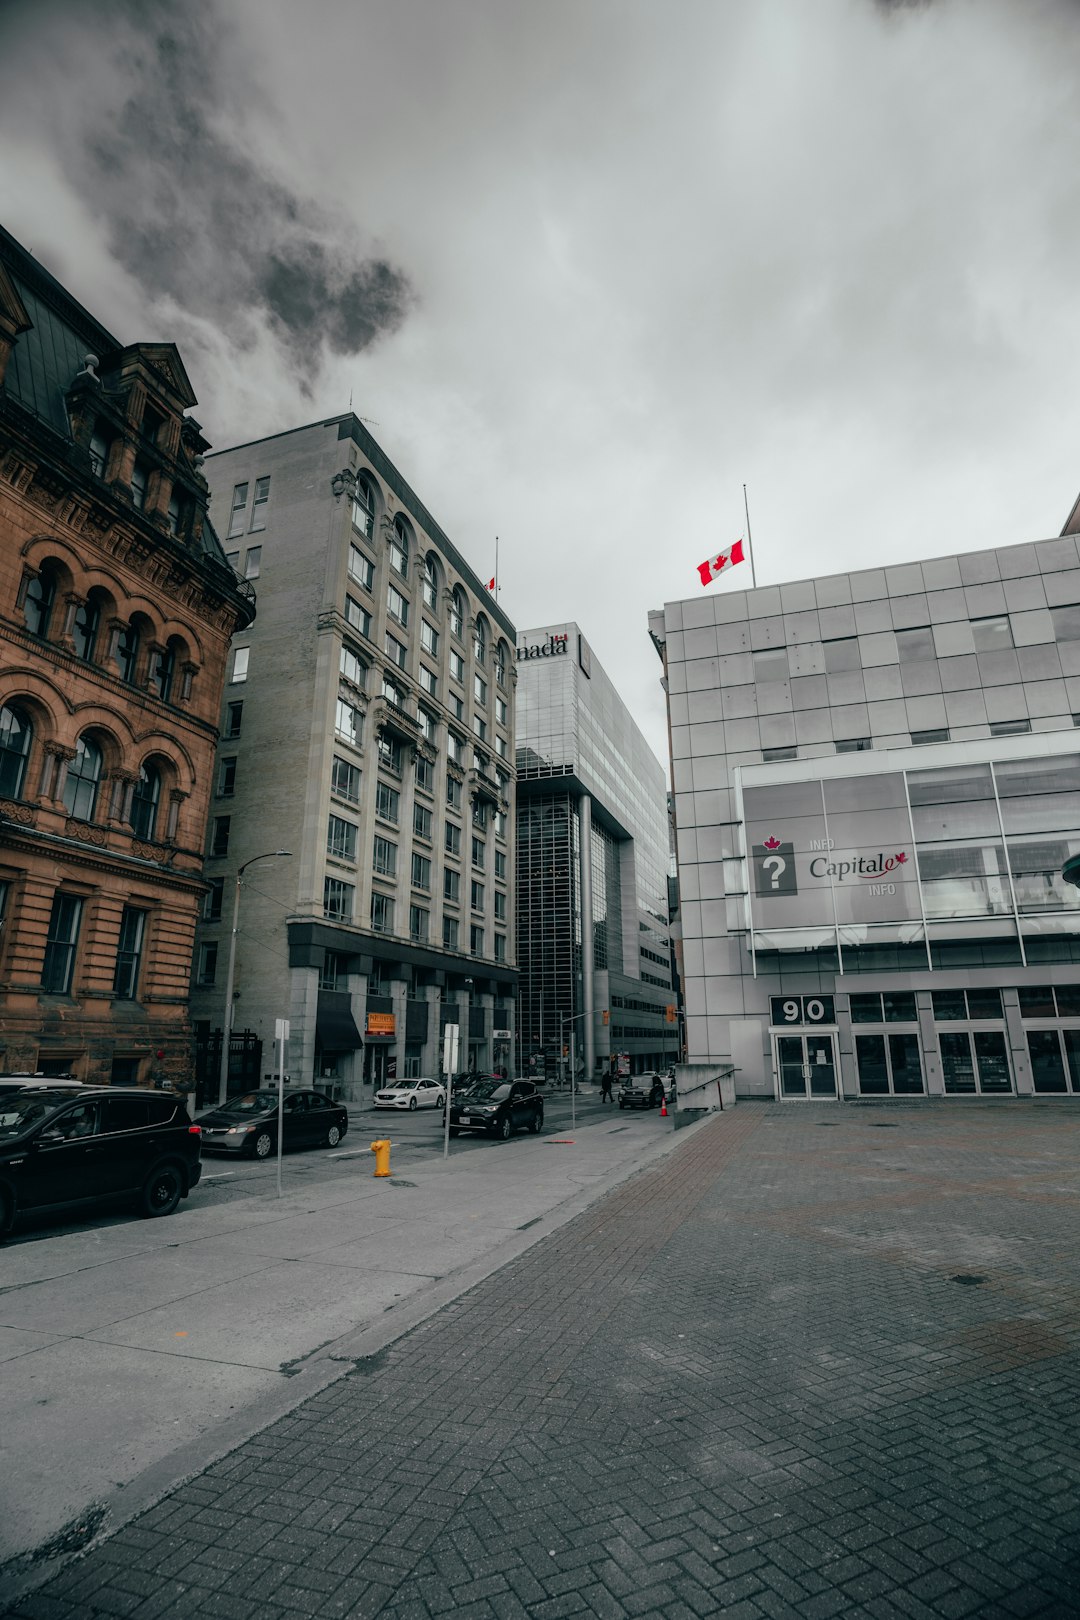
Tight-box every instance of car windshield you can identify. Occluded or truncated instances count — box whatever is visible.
[466,1080,511,1101]
[0,1091,76,1138]
[213,1091,278,1115]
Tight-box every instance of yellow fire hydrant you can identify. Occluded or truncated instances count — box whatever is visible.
[369,1138,391,1177]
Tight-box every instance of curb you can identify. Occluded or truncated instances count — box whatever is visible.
[0,1111,712,1608]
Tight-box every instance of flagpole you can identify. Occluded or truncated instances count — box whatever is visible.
[495,534,499,600]
[742,483,758,589]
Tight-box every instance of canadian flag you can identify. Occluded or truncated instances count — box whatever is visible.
[485,577,495,592]
[697,538,745,587]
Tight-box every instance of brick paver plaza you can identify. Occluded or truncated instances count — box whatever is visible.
[7,1102,1080,1619]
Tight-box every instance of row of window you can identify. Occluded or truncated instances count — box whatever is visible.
[0,705,177,840]
[847,985,1080,1023]
[321,878,506,958]
[752,609,1080,688]
[226,477,270,539]
[87,415,192,537]
[20,571,195,702]
[7,887,149,1000]
[762,717,1043,762]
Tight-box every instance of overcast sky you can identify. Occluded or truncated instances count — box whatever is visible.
[2,0,1079,769]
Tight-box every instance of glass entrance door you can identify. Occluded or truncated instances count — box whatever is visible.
[776,1034,838,1099]
[939,1030,1012,1095]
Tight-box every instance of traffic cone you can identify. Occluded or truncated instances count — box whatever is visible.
[660,1092,668,1117]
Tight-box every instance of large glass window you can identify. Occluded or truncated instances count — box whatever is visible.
[940,1029,1011,1095]
[348,543,374,591]
[412,853,431,890]
[24,567,55,637]
[855,1033,923,1096]
[1027,1029,1080,1094]
[443,916,459,950]
[409,905,429,942]
[971,616,1012,652]
[345,597,372,638]
[332,756,361,802]
[413,803,433,841]
[373,835,397,876]
[375,783,400,825]
[249,476,270,531]
[0,704,32,799]
[112,907,147,1000]
[896,626,935,662]
[130,763,161,840]
[324,878,354,921]
[422,555,439,612]
[327,815,357,861]
[390,518,409,578]
[449,588,465,639]
[444,868,460,903]
[1051,604,1080,641]
[71,595,101,662]
[227,482,249,538]
[352,478,375,539]
[63,736,102,822]
[371,892,394,932]
[335,698,363,748]
[415,756,434,794]
[340,644,365,686]
[42,893,82,994]
[115,620,140,684]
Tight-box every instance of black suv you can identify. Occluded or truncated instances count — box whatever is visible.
[449,1078,544,1140]
[0,1087,202,1238]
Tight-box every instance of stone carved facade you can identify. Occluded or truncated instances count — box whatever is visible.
[0,224,254,1088]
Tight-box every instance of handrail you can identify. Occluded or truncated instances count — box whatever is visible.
[677,1064,736,1097]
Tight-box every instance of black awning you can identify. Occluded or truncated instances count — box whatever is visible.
[316,993,364,1051]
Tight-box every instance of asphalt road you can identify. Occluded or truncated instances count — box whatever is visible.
[3,1087,632,1244]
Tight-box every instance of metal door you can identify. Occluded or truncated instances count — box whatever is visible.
[775,1034,838,1099]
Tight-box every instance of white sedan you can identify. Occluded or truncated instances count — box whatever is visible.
[374,1077,446,1111]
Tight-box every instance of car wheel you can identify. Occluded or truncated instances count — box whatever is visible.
[252,1130,274,1159]
[529,1110,543,1135]
[326,1124,342,1148]
[141,1163,183,1219]
[409,1096,417,1111]
[0,1184,13,1241]
[497,1116,513,1141]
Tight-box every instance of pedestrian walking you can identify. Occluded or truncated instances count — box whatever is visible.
[601,1072,614,1103]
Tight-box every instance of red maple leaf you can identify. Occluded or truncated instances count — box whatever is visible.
[895,851,907,864]
[763,836,781,851]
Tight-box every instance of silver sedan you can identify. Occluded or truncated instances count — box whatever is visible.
[373,1078,446,1111]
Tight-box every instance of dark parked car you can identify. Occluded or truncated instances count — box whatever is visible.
[449,1078,544,1140]
[619,1073,665,1110]
[197,1088,348,1158]
[0,1087,202,1238]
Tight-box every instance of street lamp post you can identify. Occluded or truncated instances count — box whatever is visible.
[217,850,291,1107]
[559,1009,590,1131]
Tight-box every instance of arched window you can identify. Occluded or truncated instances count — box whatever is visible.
[0,704,33,800]
[352,476,375,539]
[474,616,487,666]
[449,587,465,639]
[115,619,141,684]
[63,735,103,822]
[71,593,103,663]
[494,639,510,686]
[422,553,440,612]
[129,761,161,840]
[24,568,56,637]
[391,516,409,578]
[150,643,176,703]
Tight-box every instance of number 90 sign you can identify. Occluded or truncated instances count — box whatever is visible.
[770,995,835,1026]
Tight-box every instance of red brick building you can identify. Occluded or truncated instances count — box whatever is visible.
[0,225,254,1089]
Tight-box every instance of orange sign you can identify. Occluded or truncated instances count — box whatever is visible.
[366,1012,395,1035]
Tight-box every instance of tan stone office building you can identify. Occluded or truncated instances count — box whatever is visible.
[190,415,518,1100]
[0,224,254,1088]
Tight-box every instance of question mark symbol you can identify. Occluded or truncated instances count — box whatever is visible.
[762,854,786,890]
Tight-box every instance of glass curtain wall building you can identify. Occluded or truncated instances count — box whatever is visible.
[650,536,1080,1102]
[515,624,677,1080]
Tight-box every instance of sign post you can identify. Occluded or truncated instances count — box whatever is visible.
[441,1022,459,1159]
[274,1017,289,1199]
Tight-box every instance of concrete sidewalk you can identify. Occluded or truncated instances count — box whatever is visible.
[0,1101,689,1592]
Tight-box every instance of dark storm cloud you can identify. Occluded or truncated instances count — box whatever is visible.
[9,0,415,382]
